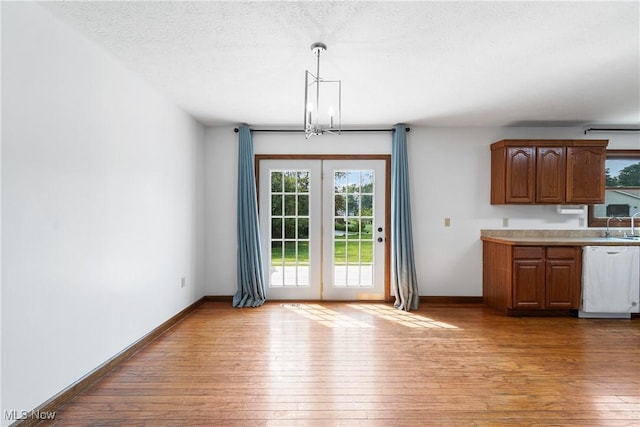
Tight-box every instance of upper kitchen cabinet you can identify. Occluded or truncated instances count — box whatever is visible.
[490,139,608,205]
[566,146,607,203]
[536,146,566,203]
[500,146,535,203]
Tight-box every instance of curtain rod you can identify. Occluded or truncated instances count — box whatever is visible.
[233,127,410,133]
[584,127,640,135]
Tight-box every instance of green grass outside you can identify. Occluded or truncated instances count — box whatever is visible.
[271,233,373,265]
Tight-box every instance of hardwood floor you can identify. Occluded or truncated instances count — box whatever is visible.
[42,302,639,426]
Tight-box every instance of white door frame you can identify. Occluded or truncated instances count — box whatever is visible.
[257,155,390,301]
[321,159,387,300]
[258,159,322,299]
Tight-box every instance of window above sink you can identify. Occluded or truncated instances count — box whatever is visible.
[589,150,640,228]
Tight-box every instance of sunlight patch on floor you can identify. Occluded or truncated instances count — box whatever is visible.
[348,303,460,329]
[281,303,374,328]
[280,303,460,329]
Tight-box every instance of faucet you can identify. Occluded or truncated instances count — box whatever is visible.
[606,216,622,238]
[632,212,640,237]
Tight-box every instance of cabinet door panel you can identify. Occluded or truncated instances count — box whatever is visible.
[513,259,544,308]
[536,147,565,203]
[566,146,606,203]
[546,260,576,308]
[546,246,581,309]
[505,147,535,203]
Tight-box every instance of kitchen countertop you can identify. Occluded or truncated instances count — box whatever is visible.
[481,230,640,246]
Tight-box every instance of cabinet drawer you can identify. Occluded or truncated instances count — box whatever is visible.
[546,247,577,259]
[513,246,544,259]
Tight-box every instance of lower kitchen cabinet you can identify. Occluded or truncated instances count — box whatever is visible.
[513,247,545,308]
[483,241,582,315]
[545,247,581,309]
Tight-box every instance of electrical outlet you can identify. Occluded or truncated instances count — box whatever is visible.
[502,218,509,228]
[444,217,451,227]
[181,277,186,288]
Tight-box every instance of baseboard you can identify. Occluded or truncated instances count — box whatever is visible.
[206,296,484,305]
[204,296,484,305]
[420,296,484,304]
[203,295,234,303]
[11,297,207,427]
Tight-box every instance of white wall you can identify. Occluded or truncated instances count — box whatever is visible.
[0,1,4,416]
[1,3,205,422]
[204,126,639,297]
[203,127,391,296]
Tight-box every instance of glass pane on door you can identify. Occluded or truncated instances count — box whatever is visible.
[333,170,375,287]
[269,170,310,287]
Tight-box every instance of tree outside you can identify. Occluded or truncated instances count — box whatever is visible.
[606,162,640,187]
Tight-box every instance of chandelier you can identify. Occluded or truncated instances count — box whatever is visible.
[304,42,341,138]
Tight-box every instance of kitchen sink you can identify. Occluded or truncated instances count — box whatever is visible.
[612,236,640,241]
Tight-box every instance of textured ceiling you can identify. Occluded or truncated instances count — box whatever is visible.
[41,1,640,128]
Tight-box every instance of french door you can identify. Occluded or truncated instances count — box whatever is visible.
[258,157,388,300]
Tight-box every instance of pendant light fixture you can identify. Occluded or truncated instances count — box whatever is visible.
[304,42,341,138]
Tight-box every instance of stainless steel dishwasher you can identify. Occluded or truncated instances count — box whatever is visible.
[579,246,640,318]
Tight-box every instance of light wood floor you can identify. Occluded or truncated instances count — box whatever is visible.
[43,302,639,426]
